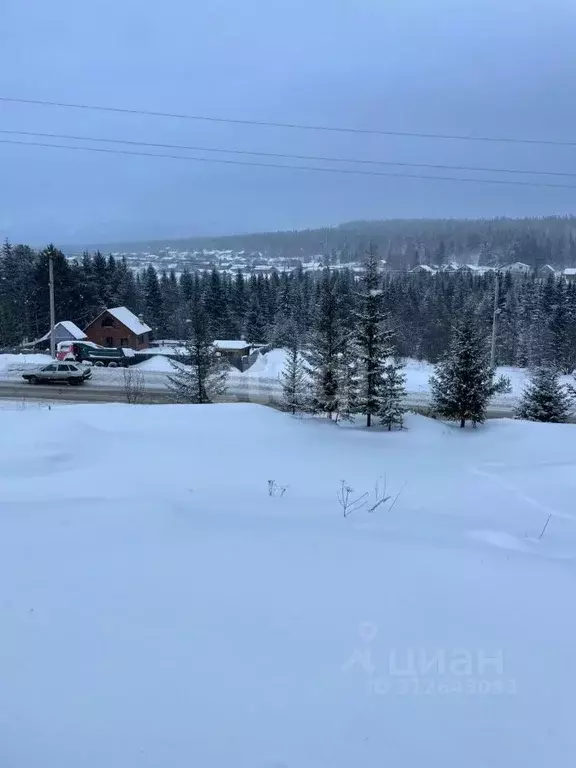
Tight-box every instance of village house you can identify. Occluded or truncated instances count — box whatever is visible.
[538,264,558,278]
[505,261,532,274]
[213,340,259,371]
[84,306,152,350]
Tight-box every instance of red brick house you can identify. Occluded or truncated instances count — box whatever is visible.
[84,306,152,350]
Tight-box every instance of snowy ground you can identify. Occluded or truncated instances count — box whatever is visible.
[1,404,576,767]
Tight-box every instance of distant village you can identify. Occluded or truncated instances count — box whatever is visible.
[93,246,576,281]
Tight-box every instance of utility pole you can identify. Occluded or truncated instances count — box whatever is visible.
[48,249,56,358]
[490,270,500,368]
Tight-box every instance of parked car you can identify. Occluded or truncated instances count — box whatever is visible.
[22,362,92,386]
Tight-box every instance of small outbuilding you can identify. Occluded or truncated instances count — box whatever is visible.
[25,320,86,350]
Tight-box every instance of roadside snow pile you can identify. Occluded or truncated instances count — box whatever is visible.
[134,354,175,372]
[243,347,287,378]
[1,404,576,767]
[144,344,187,356]
[237,349,575,406]
[0,352,49,372]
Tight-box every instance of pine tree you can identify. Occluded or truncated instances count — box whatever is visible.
[379,356,407,430]
[304,268,348,419]
[354,243,390,426]
[430,317,511,428]
[167,303,228,403]
[280,322,307,414]
[516,367,573,423]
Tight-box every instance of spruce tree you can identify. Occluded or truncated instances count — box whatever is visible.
[31,245,76,337]
[232,270,247,331]
[430,317,511,428]
[304,268,348,419]
[144,265,164,336]
[435,239,446,267]
[205,268,230,338]
[115,261,143,315]
[516,367,573,423]
[92,251,110,307]
[336,342,359,422]
[179,269,195,303]
[0,240,36,344]
[280,322,307,414]
[379,355,407,430]
[167,303,228,403]
[548,280,575,373]
[160,269,181,337]
[354,243,390,426]
[245,292,267,343]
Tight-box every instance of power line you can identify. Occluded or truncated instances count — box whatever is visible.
[1,128,575,179]
[1,95,575,148]
[2,137,576,189]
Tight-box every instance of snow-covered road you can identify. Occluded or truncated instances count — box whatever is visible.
[2,350,574,414]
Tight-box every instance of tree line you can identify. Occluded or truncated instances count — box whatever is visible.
[2,239,573,426]
[2,239,576,377]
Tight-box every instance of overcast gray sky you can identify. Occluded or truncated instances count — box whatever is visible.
[1,0,576,245]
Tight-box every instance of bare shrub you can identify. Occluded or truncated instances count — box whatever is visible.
[338,476,405,518]
[123,366,146,404]
[337,481,369,517]
[268,480,288,497]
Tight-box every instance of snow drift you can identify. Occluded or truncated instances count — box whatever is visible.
[1,404,576,767]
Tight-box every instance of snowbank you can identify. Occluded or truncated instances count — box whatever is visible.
[0,352,50,371]
[1,405,576,766]
[134,354,175,372]
[243,347,287,377]
[237,349,576,405]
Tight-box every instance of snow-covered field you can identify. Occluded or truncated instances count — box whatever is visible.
[1,350,574,410]
[1,404,576,767]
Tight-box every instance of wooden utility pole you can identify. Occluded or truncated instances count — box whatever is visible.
[48,249,56,358]
[490,271,500,368]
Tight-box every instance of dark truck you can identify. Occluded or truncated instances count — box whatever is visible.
[57,341,136,367]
